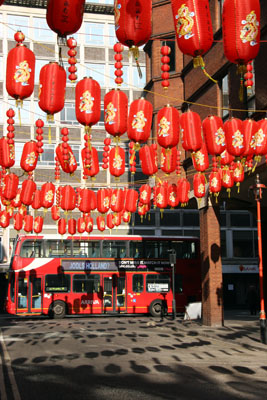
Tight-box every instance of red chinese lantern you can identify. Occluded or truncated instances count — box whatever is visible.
[34,216,43,234]
[2,173,19,201]
[161,45,171,89]
[114,0,152,74]
[104,89,128,138]
[202,115,226,156]
[0,137,15,169]
[14,213,23,232]
[18,204,27,217]
[20,179,36,206]
[193,173,206,199]
[85,216,94,233]
[40,182,55,209]
[56,143,78,174]
[127,98,153,145]
[109,146,125,178]
[157,106,179,149]
[122,210,131,223]
[6,205,14,219]
[58,218,67,236]
[97,215,105,232]
[60,186,76,212]
[192,142,209,172]
[220,149,235,166]
[67,37,78,82]
[242,119,259,158]
[46,0,85,41]
[139,144,158,176]
[232,161,244,192]
[125,189,138,213]
[161,147,177,174]
[171,0,213,75]
[20,141,38,173]
[222,0,260,65]
[77,217,86,234]
[107,213,115,230]
[221,167,234,191]
[11,188,21,208]
[251,119,267,161]
[139,184,151,205]
[209,170,221,197]
[177,178,190,206]
[31,190,42,210]
[113,212,122,227]
[180,110,202,152]
[6,31,35,107]
[81,146,99,179]
[23,214,33,233]
[155,184,168,209]
[39,62,66,124]
[224,118,245,158]
[79,188,97,214]
[0,211,10,229]
[68,218,76,236]
[97,189,110,214]
[75,77,101,132]
[110,189,125,213]
[168,184,179,208]
[51,205,60,221]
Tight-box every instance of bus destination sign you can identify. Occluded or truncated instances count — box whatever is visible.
[61,259,171,272]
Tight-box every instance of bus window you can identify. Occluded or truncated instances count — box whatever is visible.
[132,275,143,293]
[88,241,100,258]
[10,274,15,302]
[20,240,43,258]
[172,241,197,259]
[146,274,170,292]
[145,241,159,259]
[159,241,170,258]
[129,241,143,258]
[46,240,72,257]
[103,241,126,258]
[45,274,70,292]
[73,241,89,257]
[175,274,183,293]
[73,274,100,293]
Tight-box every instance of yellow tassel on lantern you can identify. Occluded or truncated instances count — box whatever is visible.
[129,46,142,78]
[193,56,217,84]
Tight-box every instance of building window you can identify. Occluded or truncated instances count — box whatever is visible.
[35,59,48,83]
[33,18,55,42]
[230,213,251,227]
[85,63,105,87]
[233,230,254,258]
[39,144,55,166]
[85,22,104,45]
[220,230,227,258]
[8,15,29,38]
[221,74,229,120]
[19,101,31,124]
[108,24,116,46]
[183,212,199,227]
[60,103,79,125]
[133,66,146,88]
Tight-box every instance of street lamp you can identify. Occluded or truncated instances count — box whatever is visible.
[250,174,267,344]
[168,249,176,320]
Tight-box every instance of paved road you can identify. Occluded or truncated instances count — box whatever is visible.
[0,311,266,400]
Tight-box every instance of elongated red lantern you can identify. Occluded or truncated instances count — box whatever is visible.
[31,190,42,210]
[222,0,260,65]
[139,144,158,176]
[20,141,38,173]
[0,137,15,169]
[6,205,14,219]
[39,62,66,123]
[168,184,179,207]
[20,179,36,206]
[97,216,105,232]
[171,0,214,80]
[110,189,125,213]
[97,189,110,214]
[104,89,128,138]
[23,214,33,233]
[68,218,76,236]
[242,119,258,158]
[224,118,245,158]
[251,119,267,160]
[220,149,235,166]
[41,182,55,209]
[139,184,151,205]
[122,210,131,223]
[56,143,78,174]
[2,173,19,201]
[177,178,190,206]
[109,147,125,178]
[233,161,244,192]
[128,98,153,145]
[11,188,21,208]
[85,216,93,233]
[155,184,168,209]
[221,167,234,194]
[193,173,206,199]
[18,204,27,217]
[34,216,43,234]
[79,189,96,214]
[180,110,202,152]
[58,218,66,236]
[60,186,76,211]
[51,205,60,221]
[192,142,209,172]
[125,189,138,213]
[6,31,35,107]
[209,171,221,197]
[76,77,101,131]
[202,115,226,156]
[107,213,115,230]
[77,217,86,234]
[161,147,177,174]
[14,213,23,231]
[157,106,179,149]
[81,146,99,179]
[46,0,85,40]
[0,210,10,229]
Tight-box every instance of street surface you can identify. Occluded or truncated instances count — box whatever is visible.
[0,311,266,400]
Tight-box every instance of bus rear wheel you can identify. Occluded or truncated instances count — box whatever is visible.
[49,300,66,319]
[149,299,165,318]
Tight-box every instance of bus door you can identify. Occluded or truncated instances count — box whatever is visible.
[17,276,28,313]
[102,274,126,313]
[16,276,42,314]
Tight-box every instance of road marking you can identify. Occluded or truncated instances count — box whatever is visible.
[0,330,21,400]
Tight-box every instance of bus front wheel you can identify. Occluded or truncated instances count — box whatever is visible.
[149,299,165,318]
[49,300,66,319]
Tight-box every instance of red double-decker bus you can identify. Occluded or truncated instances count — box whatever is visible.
[5,234,201,318]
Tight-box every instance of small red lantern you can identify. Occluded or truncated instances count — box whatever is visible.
[75,77,101,132]
[209,170,222,197]
[107,213,115,230]
[233,161,244,192]
[51,205,60,221]
[109,146,125,178]
[68,218,76,236]
[193,173,206,199]
[20,179,36,206]
[168,184,179,208]
[177,178,190,206]
[139,144,158,176]
[46,0,85,40]
[139,184,151,205]
[39,62,66,124]
[56,143,78,174]
[77,217,86,234]
[125,189,138,213]
[157,106,179,149]
[192,142,209,172]
[0,211,10,229]
[14,213,23,231]
[79,188,96,214]
[20,141,38,173]
[202,115,226,156]
[34,216,43,234]
[224,118,245,158]
[6,31,35,107]
[161,45,171,89]
[110,189,125,213]
[220,149,235,166]
[58,218,67,236]
[180,110,202,152]
[40,182,55,209]
[2,173,19,201]
[242,119,258,158]
[113,42,124,86]
[67,37,78,82]
[221,167,234,190]
[18,204,27,217]
[32,190,42,210]
[104,89,128,138]
[85,216,94,233]
[81,146,99,179]
[251,119,267,160]
[97,189,110,214]
[122,210,131,223]
[0,137,15,169]
[97,215,105,232]
[155,184,168,209]
[127,98,153,145]
[60,186,76,212]
[11,188,22,208]
[23,214,33,233]
[161,147,177,175]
